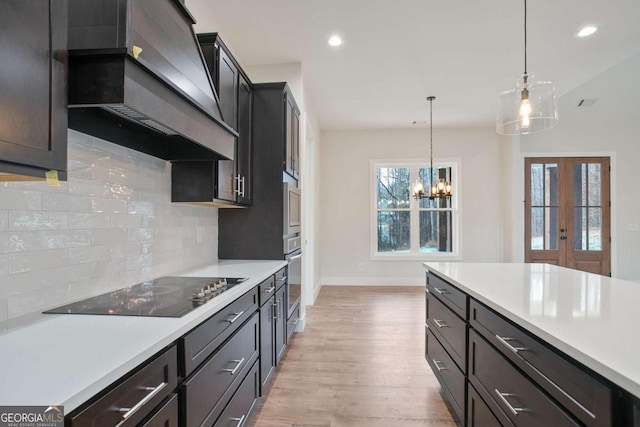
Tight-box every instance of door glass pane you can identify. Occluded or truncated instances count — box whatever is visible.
[588,207,602,250]
[574,163,587,206]
[419,211,452,252]
[530,164,544,206]
[588,163,601,206]
[377,211,410,252]
[531,207,558,250]
[376,168,410,209]
[545,207,558,250]
[531,163,558,206]
[545,164,559,205]
[574,207,588,250]
[531,207,544,250]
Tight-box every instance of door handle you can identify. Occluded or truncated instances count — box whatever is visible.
[560,236,567,240]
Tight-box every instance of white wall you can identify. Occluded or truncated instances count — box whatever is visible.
[505,52,640,280]
[0,131,218,321]
[319,127,503,285]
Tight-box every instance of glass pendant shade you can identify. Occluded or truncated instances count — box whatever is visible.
[497,75,558,135]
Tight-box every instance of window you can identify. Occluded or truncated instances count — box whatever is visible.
[371,160,461,260]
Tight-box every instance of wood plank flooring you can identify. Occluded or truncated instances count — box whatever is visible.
[247,286,457,427]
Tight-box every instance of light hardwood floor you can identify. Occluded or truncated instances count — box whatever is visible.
[247,286,457,427]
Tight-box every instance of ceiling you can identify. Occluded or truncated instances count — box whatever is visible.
[185,0,640,130]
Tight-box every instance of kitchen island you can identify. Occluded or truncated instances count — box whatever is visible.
[424,262,640,426]
[0,259,286,419]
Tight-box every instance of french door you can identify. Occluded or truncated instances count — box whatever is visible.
[525,157,611,276]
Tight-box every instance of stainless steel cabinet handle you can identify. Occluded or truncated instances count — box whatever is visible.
[263,286,275,294]
[431,359,448,372]
[276,276,288,283]
[432,318,449,328]
[233,174,241,195]
[495,335,529,354]
[116,381,167,423]
[222,358,245,375]
[224,311,244,324]
[433,287,449,295]
[230,415,245,427]
[494,389,526,416]
[272,301,278,320]
[239,176,246,197]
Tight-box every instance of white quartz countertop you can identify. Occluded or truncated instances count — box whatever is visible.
[424,262,640,399]
[0,259,286,411]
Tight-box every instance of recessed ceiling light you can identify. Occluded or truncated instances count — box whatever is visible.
[328,36,342,47]
[578,26,597,37]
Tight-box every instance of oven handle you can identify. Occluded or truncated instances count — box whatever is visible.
[287,252,302,262]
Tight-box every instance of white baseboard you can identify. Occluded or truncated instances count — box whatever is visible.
[320,276,424,286]
[312,281,322,303]
[294,312,306,332]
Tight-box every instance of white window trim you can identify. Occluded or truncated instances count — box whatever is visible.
[369,158,463,261]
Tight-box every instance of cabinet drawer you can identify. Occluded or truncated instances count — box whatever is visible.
[425,327,465,423]
[181,288,258,375]
[427,272,467,319]
[140,394,178,427]
[67,346,177,427]
[469,329,579,427]
[426,291,466,373]
[182,313,259,427]
[257,275,276,307]
[275,267,287,290]
[214,361,259,427]
[468,383,508,427]
[470,299,613,427]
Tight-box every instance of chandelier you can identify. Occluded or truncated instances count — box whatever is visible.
[413,96,452,200]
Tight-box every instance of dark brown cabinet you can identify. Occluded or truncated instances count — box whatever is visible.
[274,280,287,365]
[66,346,178,427]
[0,0,67,180]
[425,271,618,427]
[172,33,252,207]
[218,83,301,260]
[285,97,301,180]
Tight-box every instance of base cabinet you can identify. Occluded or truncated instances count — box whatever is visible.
[215,361,259,427]
[425,271,618,427]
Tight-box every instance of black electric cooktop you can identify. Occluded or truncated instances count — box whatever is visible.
[43,276,248,318]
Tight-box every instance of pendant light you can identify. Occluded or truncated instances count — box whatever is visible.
[412,96,452,200]
[497,0,558,135]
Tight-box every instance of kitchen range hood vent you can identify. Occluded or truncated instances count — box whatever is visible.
[67,0,236,161]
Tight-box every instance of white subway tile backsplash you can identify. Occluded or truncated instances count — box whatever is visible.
[0,188,42,210]
[0,211,7,231]
[42,192,92,213]
[0,131,218,320]
[92,197,127,213]
[68,213,111,229]
[68,245,110,264]
[9,211,68,231]
[0,232,42,253]
[9,248,69,275]
[44,263,92,288]
[42,230,91,249]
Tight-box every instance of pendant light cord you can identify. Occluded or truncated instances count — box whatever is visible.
[523,0,528,75]
[429,97,434,189]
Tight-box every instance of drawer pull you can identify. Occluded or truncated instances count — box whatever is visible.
[494,389,527,416]
[276,276,288,283]
[222,357,245,375]
[116,381,167,423]
[264,286,276,294]
[495,335,529,354]
[431,359,448,372]
[230,415,246,427]
[433,287,449,295]
[224,311,245,324]
[432,318,449,328]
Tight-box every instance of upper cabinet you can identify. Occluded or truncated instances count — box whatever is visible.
[171,33,252,206]
[285,96,301,180]
[0,0,68,181]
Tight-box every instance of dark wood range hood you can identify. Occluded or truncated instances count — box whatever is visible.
[67,0,237,161]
